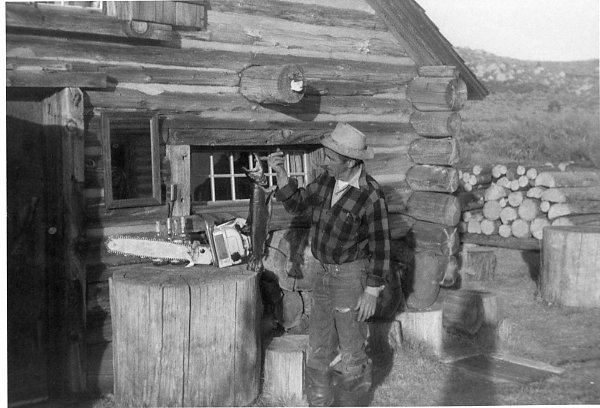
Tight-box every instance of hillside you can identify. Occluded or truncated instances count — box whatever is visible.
[455,48,600,167]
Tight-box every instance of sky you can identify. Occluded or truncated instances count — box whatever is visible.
[416,0,599,61]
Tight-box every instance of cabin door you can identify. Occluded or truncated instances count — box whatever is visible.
[7,99,49,405]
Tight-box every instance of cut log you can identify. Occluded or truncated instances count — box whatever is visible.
[507,191,524,207]
[240,64,305,104]
[541,226,600,308]
[535,170,600,188]
[541,186,600,203]
[409,111,462,138]
[110,264,260,407]
[526,186,545,199]
[530,217,551,240]
[492,164,506,179]
[484,184,509,201]
[518,175,530,188]
[468,172,492,186]
[496,176,510,188]
[457,190,486,211]
[407,77,467,111]
[397,306,443,356]
[405,164,459,193]
[551,213,600,227]
[518,198,540,222]
[482,200,502,221]
[459,249,497,281]
[461,233,541,251]
[547,201,600,220]
[441,290,484,335]
[466,219,482,234]
[462,210,483,223]
[408,137,460,165]
[263,335,308,402]
[409,221,459,256]
[406,192,461,226]
[511,219,531,238]
[418,65,459,78]
[499,197,508,208]
[381,181,413,213]
[540,200,551,213]
[480,219,500,236]
[498,224,512,238]
[509,179,521,191]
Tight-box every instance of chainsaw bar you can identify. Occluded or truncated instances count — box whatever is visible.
[105,235,211,267]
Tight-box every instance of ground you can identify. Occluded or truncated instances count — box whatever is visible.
[25,248,600,407]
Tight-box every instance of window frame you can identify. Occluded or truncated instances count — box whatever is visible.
[101,112,162,209]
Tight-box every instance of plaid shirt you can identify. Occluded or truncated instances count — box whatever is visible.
[276,166,391,287]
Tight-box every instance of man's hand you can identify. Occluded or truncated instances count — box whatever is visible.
[355,291,377,322]
[266,150,289,187]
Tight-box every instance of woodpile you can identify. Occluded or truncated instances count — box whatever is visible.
[459,162,600,249]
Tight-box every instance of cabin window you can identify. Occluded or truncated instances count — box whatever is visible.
[102,112,162,209]
[190,148,315,203]
[36,1,103,10]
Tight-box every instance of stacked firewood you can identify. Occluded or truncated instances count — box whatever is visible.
[458,162,600,241]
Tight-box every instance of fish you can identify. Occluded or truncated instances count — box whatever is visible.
[243,153,275,272]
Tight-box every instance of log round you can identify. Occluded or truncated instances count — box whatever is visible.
[240,64,305,104]
[541,226,600,308]
[109,264,261,407]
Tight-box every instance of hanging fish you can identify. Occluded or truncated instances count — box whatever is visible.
[243,153,276,272]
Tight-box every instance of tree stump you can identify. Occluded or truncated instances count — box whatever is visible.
[541,226,600,308]
[397,306,443,356]
[262,335,308,402]
[109,264,261,407]
[459,247,497,282]
[441,290,484,335]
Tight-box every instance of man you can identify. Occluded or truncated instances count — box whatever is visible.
[267,122,391,407]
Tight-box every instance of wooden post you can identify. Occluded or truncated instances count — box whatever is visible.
[541,226,600,308]
[42,87,86,395]
[110,264,261,407]
[240,64,305,104]
[441,290,484,335]
[166,145,191,217]
[263,335,308,403]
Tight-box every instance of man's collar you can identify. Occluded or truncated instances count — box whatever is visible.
[338,163,362,189]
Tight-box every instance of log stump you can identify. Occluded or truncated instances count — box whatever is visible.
[109,264,261,407]
[397,306,443,356]
[263,335,308,402]
[441,290,484,335]
[459,247,497,282]
[541,226,600,308]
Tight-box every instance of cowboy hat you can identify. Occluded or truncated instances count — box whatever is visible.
[320,122,374,160]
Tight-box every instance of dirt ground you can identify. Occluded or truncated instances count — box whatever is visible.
[25,248,600,407]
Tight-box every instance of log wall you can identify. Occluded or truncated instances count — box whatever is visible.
[6,1,470,395]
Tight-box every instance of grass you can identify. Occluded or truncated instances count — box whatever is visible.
[458,91,600,167]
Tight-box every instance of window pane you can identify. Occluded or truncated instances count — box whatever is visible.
[233,153,251,174]
[191,152,212,201]
[213,152,230,174]
[214,178,232,201]
[235,177,253,200]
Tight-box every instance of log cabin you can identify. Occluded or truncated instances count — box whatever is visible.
[5,0,488,404]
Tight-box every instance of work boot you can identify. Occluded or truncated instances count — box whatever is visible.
[305,366,334,407]
[333,362,372,407]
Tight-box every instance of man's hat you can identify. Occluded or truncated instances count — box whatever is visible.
[320,122,374,160]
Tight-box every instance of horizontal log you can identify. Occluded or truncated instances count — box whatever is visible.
[205,10,407,58]
[482,201,502,221]
[530,217,551,240]
[239,64,305,104]
[518,198,541,222]
[405,165,459,193]
[408,221,459,256]
[6,3,175,41]
[406,192,461,226]
[381,181,413,213]
[551,214,600,227]
[8,70,107,88]
[407,77,467,112]
[535,170,600,188]
[547,202,600,220]
[364,153,414,182]
[389,213,416,239]
[85,87,413,121]
[168,128,326,145]
[511,219,531,238]
[461,233,541,251]
[409,111,461,138]
[541,186,600,203]
[457,189,486,211]
[408,137,459,165]
[417,66,459,79]
[209,0,390,32]
[7,34,416,93]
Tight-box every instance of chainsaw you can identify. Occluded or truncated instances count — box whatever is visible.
[105,218,251,267]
